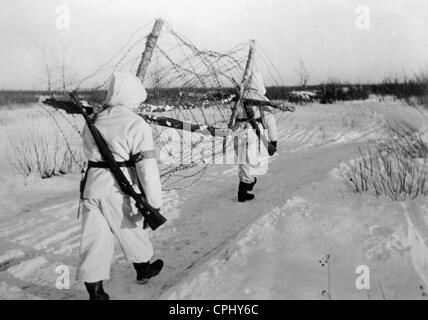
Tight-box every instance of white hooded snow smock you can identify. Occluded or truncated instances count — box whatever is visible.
[82,72,162,209]
[77,72,162,283]
[234,72,276,183]
[240,71,277,142]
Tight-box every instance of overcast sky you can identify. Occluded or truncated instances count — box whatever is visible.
[1,0,428,89]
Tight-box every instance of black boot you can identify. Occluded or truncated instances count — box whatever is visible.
[84,281,110,300]
[247,177,257,192]
[133,259,164,285]
[268,141,277,156]
[238,181,255,202]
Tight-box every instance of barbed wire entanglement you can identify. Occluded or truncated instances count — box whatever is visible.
[46,19,286,191]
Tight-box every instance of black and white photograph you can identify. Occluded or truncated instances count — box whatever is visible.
[0,0,428,305]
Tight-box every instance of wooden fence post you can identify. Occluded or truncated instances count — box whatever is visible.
[136,18,164,82]
[228,40,255,129]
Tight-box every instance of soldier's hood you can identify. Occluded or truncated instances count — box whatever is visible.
[243,71,268,101]
[103,72,147,110]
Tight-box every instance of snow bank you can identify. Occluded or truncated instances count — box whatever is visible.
[162,171,428,300]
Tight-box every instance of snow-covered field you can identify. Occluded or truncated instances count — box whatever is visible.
[0,99,427,299]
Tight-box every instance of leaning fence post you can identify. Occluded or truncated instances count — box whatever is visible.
[228,40,255,129]
[136,18,164,82]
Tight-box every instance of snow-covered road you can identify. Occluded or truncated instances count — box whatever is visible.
[1,100,427,299]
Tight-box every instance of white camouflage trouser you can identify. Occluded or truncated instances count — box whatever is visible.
[235,121,269,183]
[76,195,153,283]
[262,113,277,142]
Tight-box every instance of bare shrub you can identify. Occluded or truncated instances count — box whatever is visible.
[341,121,428,200]
[376,73,428,108]
[6,128,84,179]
